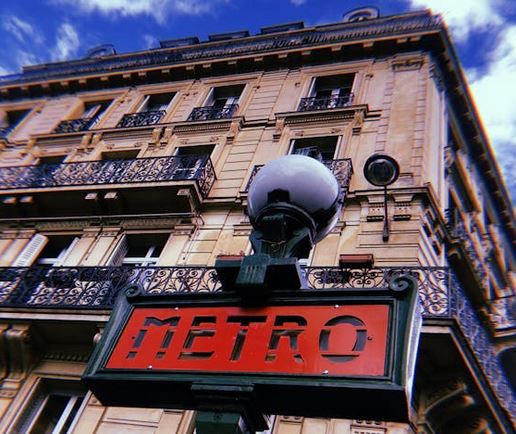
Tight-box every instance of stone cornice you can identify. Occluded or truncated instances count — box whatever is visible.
[0,11,441,89]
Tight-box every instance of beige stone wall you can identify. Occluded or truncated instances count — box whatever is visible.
[0,53,466,433]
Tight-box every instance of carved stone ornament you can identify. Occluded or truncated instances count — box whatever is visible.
[390,56,424,72]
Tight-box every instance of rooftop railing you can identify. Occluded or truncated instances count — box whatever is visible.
[298,93,354,111]
[0,155,216,197]
[0,263,512,418]
[116,110,166,128]
[188,104,239,122]
[0,13,442,86]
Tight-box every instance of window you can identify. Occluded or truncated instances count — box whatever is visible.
[290,137,338,161]
[110,233,169,266]
[1,109,30,136]
[299,74,354,111]
[138,93,175,112]
[38,156,66,165]
[81,100,111,119]
[35,235,78,267]
[174,144,215,179]
[12,380,86,434]
[101,150,140,161]
[204,85,244,108]
[188,85,243,121]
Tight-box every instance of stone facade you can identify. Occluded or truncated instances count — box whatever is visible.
[0,8,514,434]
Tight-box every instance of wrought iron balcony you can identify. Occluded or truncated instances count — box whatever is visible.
[116,110,166,128]
[0,264,513,417]
[298,93,354,112]
[188,104,238,122]
[54,117,96,133]
[246,158,353,199]
[0,155,216,197]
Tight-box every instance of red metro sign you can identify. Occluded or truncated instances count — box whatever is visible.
[83,277,420,424]
[106,305,389,377]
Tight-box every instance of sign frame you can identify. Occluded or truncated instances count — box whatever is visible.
[82,274,421,426]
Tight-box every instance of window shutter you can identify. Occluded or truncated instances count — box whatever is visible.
[137,95,150,113]
[12,234,48,266]
[204,89,215,107]
[107,236,128,265]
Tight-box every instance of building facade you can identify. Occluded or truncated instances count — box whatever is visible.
[0,7,514,433]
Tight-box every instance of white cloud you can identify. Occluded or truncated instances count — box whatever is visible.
[52,22,80,61]
[16,50,41,67]
[143,34,158,49]
[51,0,227,23]
[409,0,502,42]
[2,15,43,44]
[0,65,13,76]
[467,25,516,195]
[290,0,307,5]
[409,0,515,198]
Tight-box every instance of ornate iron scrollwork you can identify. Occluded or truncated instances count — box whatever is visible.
[117,110,166,128]
[0,155,216,197]
[188,104,238,121]
[54,117,96,133]
[298,94,354,112]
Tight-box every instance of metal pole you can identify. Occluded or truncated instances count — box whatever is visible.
[195,411,246,434]
[382,185,389,242]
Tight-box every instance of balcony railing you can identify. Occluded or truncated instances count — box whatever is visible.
[246,158,353,199]
[0,155,216,197]
[0,264,513,417]
[188,104,238,122]
[117,110,166,128]
[298,93,354,112]
[446,213,488,285]
[54,117,96,133]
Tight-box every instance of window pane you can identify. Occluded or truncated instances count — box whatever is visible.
[30,395,69,434]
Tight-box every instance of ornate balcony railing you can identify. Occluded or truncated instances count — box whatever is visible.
[446,212,488,285]
[116,110,166,128]
[188,104,238,122]
[298,93,354,112]
[0,264,513,418]
[245,158,353,199]
[54,117,96,133]
[0,155,216,197]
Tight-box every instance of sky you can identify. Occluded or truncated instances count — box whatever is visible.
[0,0,515,203]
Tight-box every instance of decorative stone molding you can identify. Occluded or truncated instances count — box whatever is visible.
[99,227,121,237]
[173,118,239,135]
[273,118,285,142]
[36,220,90,232]
[277,105,367,128]
[172,224,196,236]
[430,63,445,93]
[390,55,425,71]
[0,324,35,397]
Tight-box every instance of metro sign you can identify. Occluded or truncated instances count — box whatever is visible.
[83,277,420,425]
[106,305,389,376]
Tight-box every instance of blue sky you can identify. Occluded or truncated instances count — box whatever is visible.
[0,0,515,202]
